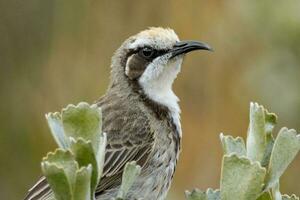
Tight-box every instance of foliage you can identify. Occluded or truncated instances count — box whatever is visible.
[41,102,141,200]
[185,102,300,200]
[41,102,299,200]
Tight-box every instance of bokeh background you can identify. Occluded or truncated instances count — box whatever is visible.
[1,0,300,199]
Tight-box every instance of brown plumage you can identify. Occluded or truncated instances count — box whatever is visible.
[24,27,212,200]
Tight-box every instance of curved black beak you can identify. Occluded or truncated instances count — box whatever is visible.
[170,40,213,58]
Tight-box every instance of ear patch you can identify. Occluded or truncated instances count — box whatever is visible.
[125,54,150,80]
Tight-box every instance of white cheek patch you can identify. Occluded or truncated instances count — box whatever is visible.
[125,55,133,77]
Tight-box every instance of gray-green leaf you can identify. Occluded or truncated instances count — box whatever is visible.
[206,188,220,200]
[247,102,268,162]
[70,138,99,199]
[265,128,300,190]
[257,192,272,200]
[220,133,246,156]
[117,161,141,199]
[62,102,102,154]
[73,165,92,200]
[46,112,69,149]
[185,188,220,200]
[185,189,206,200]
[41,149,77,200]
[220,154,266,200]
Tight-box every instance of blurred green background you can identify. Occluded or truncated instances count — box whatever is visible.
[1,0,300,199]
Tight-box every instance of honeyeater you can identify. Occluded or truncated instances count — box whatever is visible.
[24,27,212,200]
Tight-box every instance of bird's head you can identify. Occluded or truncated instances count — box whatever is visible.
[110,27,212,108]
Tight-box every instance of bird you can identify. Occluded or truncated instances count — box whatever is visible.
[24,27,212,200]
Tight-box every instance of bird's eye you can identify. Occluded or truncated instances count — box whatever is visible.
[139,47,155,59]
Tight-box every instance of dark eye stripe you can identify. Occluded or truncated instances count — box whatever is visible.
[153,49,169,58]
[139,48,169,61]
[128,47,168,59]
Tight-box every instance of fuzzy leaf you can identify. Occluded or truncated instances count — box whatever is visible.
[257,192,272,200]
[185,189,206,200]
[117,161,141,199]
[41,149,94,200]
[264,110,277,136]
[41,162,72,200]
[206,188,220,200]
[185,188,220,200]
[246,103,278,163]
[247,102,268,162]
[42,103,107,200]
[265,128,300,189]
[62,102,102,153]
[42,149,77,187]
[41,150,77,200]
[260,132,275,168]
[261,109,277,167]
[70,138,99,198]
[95,132,107,179]
[220,154,266,200]
[272,182,282,200]
[73,165,92,200]
[220,133,246,156]
[46,112,69,149]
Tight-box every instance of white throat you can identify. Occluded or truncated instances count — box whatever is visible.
[138,58,183,136]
